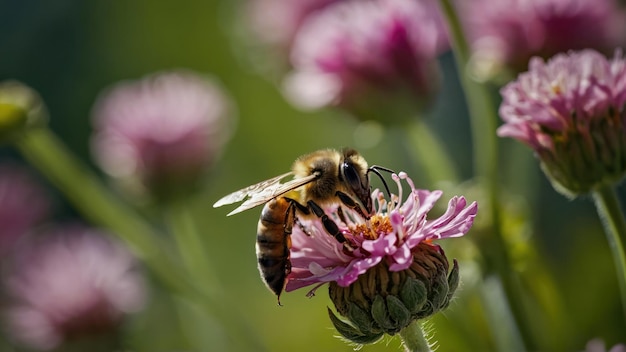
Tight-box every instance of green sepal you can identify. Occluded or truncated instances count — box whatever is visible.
[386,295,411,332]
[444,259,460,308]
[430,266,450,310]
[327,308,383,344]
[371,295,395,332]
[400,276,427,315]
[348,302,377,335]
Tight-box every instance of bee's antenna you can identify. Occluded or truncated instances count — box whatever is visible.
[367,165,394,199]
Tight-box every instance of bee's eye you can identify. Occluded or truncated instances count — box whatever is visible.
[342,163,362,191]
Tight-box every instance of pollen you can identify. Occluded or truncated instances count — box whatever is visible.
[349,214,392,240]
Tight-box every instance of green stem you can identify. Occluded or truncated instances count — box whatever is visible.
[404,120,460,187]
[164,202,268,352]
[479,276,525,352]
[592,184,626,322]
[166,202,218,293]
[437,0,498,204]
[15,127,184,292]
[399,320,431,352]
[438,0,536,349]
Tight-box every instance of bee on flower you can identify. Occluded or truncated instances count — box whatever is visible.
[286,172,478,343]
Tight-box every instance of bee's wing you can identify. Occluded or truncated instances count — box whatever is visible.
[213,172,318,216]
[213,172,293,207]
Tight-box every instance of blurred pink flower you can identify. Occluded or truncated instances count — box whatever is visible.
[286,172,477,292]
[459,0,626,75]
[498,50,626,195]
[586,339,626,352]
[284,0,449,121]
[91,70,235,200]
[0,163,50,255]
[244,0,341,54]
[2,225,146,351]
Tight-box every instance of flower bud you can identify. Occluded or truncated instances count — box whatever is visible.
[0,81,47,142]
[328,242,459,343]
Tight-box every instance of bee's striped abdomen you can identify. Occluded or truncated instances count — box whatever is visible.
[256,197,293,303]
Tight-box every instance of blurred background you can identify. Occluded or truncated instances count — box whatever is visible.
[1,0,625,351]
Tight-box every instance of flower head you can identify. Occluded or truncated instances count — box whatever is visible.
[284,0,448,122]
[285,172,477,342]
[2,225,146,351]
[0,163,50,255]
[91,70,235,201]
[498,50,626,196]
[460,0,626,78]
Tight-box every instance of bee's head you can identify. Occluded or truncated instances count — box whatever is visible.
[340,149,373,216]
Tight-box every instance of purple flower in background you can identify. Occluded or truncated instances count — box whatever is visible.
[498,50,626,195]
[2,225,146,351]
[244,0,341,54]
[284,0,449,122]
[91,70,235,200]
[285,172,477,342]
[459,0,625,78]
[0,163,50,255]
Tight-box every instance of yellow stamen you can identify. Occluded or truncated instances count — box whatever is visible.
[350,215,392,240]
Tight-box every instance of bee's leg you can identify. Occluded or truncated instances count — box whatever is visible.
[294,218,312,236]
[306,200,351,248]
[284,197,312,236]
[283,197,310,215]
[282,200,297,235]
[335,191,370,220]
[336,206,348,225]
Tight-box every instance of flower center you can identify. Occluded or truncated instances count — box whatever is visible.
[349,214,392,240]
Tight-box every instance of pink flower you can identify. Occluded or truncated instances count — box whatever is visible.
[0,163,50,255]
[91,70,235,200]
[2,225,146,351]
[498,50,626,195]
[459,0,626,76]
[284,0,448,121]
[243,0,341,54]
[286,172,477,293]
[283,172,476,341]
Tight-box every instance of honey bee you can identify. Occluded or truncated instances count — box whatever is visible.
[213,148,392,304]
